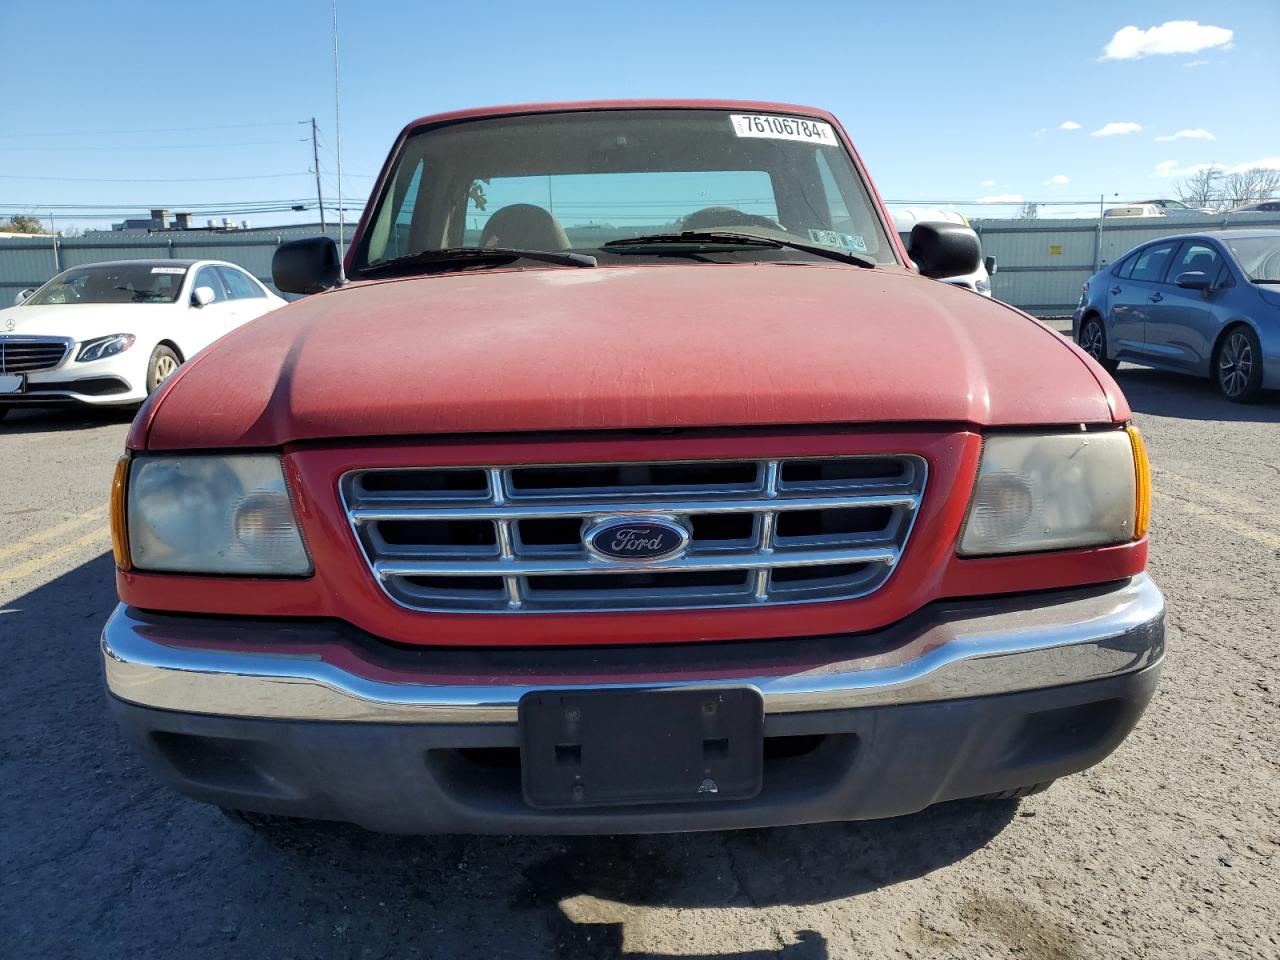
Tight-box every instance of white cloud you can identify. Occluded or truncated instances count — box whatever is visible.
[1183,60,1210,68]
[1043,175,1070,186]
[1032,127,1048,136]
[975,194,1024,204]
[1155,159,1223,178]
[1227,157,1280,174]
[980,179,997,187]
[1155,128,1216,141]
[1102,20,1233,60]
[1059,121,1082,131]
[1092,121,1143,137]
[1154,156,1280,178]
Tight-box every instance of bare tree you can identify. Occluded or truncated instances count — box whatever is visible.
[1176,167,1224,210]
[1222,168,1280,207]
[1017,202,1039,220]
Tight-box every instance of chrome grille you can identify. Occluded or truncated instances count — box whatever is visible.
[343,456,927,613]
[0,336,72,373]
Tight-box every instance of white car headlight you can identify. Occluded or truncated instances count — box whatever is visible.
[959,430,1146,556]
[76,333,136,362]
[128,455,312,575]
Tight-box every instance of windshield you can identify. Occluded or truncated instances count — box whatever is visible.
[354,109,895,274]
[26,263,188,304]
[1224,235,1280,282]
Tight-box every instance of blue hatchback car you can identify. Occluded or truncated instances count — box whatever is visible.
[1073,229,1280,402]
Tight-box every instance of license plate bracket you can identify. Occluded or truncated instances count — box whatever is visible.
[520,687,764,809]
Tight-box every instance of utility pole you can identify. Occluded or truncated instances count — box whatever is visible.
[49,212,60,271]
[310,117,326,231]
[1093,193,1105,271]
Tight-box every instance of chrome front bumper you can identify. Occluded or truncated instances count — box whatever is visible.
[102,575,1165,725]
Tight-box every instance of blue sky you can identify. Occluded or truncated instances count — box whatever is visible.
[2,0,1277,229]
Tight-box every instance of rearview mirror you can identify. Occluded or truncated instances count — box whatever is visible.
[14,288,34,305]
[908,223,982,280]
[192,286,216,307]
[1174,270,1211,291]
[273,237,343,295]
[983,255,998,276]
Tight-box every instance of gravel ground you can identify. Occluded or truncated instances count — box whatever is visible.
[1,369,1277,960]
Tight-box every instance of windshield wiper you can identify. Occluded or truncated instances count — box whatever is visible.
[1252,278,1280,284]
[362,246,596,277]
[603,231,877,268]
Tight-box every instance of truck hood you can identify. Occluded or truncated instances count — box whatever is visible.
[137,263,1121,450]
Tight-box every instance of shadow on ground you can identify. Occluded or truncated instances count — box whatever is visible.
[1116,367,1279,422]
[0,405,136,434]
[1,553,1017,960]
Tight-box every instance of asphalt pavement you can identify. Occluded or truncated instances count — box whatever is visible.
[1,367,1277,960]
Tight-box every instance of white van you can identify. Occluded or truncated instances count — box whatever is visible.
[891,207,996,296]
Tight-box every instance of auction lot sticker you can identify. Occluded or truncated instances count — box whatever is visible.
[730,114,838,145]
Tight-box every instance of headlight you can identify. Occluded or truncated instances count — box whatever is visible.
[975,277,992,294]
[76,333,136,362]
[127,455,312,575]
[959,429,1148,556]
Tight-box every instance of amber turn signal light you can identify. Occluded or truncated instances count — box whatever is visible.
[1127,425,1151,540]
[110,454,132,571]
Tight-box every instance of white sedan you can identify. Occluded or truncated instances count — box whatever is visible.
[0,259,286,418]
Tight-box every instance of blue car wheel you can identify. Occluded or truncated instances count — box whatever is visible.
[1215,326,1264,403]
[1079,316,1118,374]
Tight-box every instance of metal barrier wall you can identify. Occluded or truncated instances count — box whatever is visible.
[3,215,1279,315]
[974,211,1280,316]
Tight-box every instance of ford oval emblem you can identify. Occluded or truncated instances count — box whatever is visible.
[584,516,690,563]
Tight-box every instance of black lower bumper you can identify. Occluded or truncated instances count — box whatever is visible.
[108,663,1160,835]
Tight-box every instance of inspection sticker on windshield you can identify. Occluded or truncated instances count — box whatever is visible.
[730,114,838,145]
[150,266,185,274]
[808,229,868,252]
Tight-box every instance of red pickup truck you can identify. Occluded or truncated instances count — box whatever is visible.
[102,100,1164,834]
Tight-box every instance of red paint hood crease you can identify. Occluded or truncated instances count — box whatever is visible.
[138,264,1121,450]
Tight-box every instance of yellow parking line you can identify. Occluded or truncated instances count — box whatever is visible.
[2,524,112,584]
[0,506,109,563]
[1153,471,1280,532]
[1152,490,1280,550]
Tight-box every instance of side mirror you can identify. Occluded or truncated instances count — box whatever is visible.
[192,286,216,307]
[14,288,34,305]
[1174,270,1211,291]
[983,255,998,276]
[908,223,982,280]
[273,237,342,295]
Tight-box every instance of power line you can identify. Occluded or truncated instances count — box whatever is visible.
[0,200,368,221]
[0,172,310,183]
[0,199,313,210]
[312,123,378,180]
[0,120,308,140]
[0,209,311,221]
[884,198,1113,206]
[2,138,310,152]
